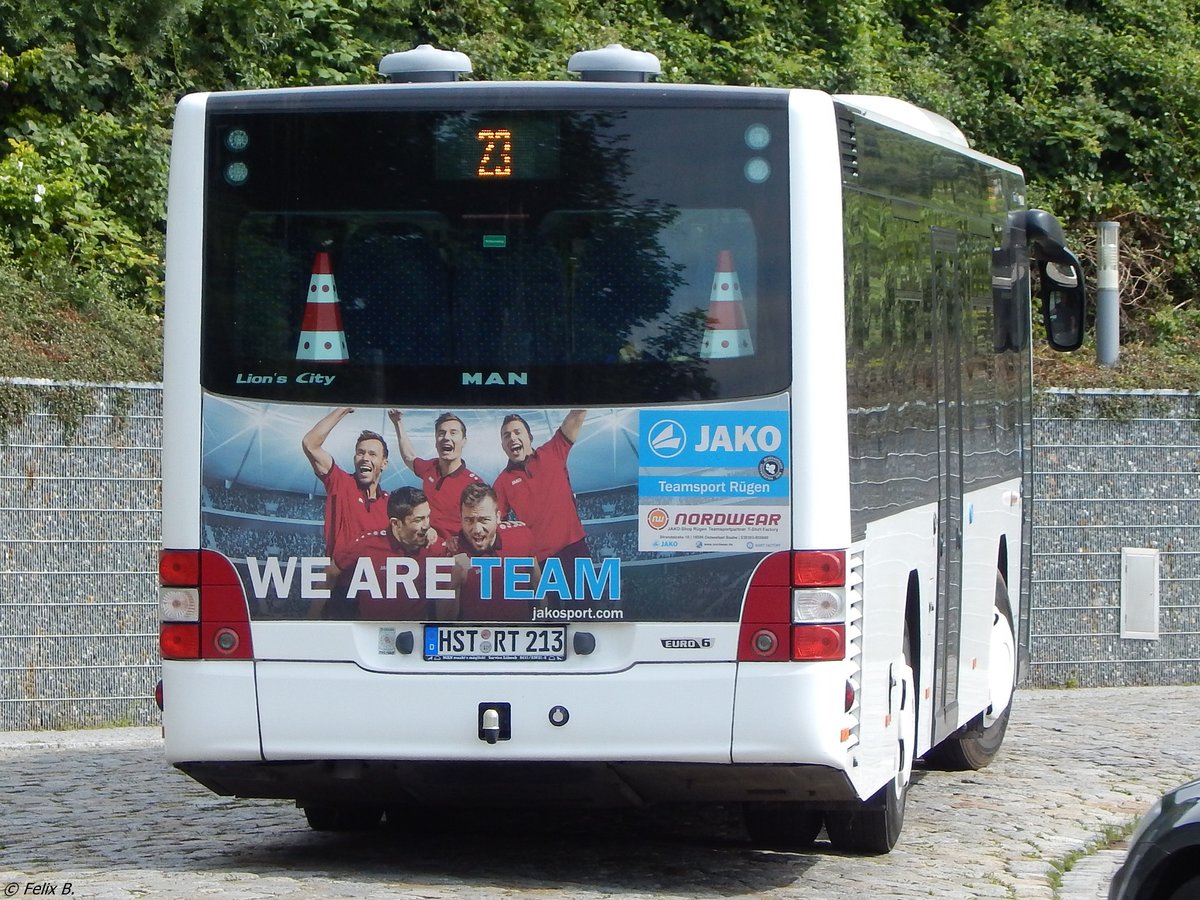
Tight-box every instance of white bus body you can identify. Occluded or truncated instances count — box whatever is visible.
[159,46,1085,852]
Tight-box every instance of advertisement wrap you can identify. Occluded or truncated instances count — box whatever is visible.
[201,395,790,624]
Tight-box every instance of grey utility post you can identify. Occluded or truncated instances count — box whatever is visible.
[1096,220,1120,366]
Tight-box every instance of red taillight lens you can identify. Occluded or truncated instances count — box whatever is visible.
[160,549,200,586]
[791,623,846,661]
[160,623,201,659]
[792,550,845,587]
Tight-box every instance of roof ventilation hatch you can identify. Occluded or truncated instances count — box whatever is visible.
[567,44,661,83]
[379,44,472,83]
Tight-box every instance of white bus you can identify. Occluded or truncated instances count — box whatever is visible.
[158,44,1086,853]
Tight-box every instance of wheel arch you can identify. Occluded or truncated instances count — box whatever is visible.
[997,533,1009,590]
[903,568,921,692]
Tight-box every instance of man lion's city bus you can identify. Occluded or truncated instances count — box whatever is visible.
[158,44,1087,853]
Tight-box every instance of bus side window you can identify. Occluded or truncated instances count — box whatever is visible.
[338,225,450,366]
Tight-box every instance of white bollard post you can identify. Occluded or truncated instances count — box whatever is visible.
[1096,221,1120,367]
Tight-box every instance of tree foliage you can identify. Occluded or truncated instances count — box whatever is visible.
[2,0,1200,378]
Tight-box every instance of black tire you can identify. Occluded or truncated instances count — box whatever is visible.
[303,804,383,832]
[1166,873,1200,900]
[743,802,824,850]
[826,629,914,855]
[825,778,905,855]
[925,574,1015,771]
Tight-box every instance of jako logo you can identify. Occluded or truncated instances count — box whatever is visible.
[461,372,528,386]
[694,424,782,453]
[647,419,686,459]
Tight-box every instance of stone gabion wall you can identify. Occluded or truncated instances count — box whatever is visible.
[0,382,1196,730]
[0,382,161,730]
[1029,389,1200,687]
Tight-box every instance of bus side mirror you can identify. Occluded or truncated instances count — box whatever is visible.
[1038,254,1086,352]
[1024,208,1087,352]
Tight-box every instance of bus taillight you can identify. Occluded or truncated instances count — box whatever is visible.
[159,549,253,661]
[160,622,200,659]
[792,550,845,587]
[739,550,849,662]
[791,551,847,661]
[159,549,200,586]
[791,623,846,661]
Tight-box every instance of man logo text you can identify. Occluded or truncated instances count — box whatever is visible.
[462,372,529,386]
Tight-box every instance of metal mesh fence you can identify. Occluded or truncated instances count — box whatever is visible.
[0,382,1196,730]
[0,382,160,729]
[1030,390,1200,687]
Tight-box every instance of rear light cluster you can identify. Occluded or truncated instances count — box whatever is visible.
[159,549,254,660]
[738,549,847,662]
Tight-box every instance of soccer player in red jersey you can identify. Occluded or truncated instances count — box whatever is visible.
[390,409,483,539]
[452,483,541,622]
[493,409,590,568]
[333,487,454,621]
[301,407,392,616]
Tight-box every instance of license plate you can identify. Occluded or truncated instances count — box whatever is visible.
[423,625,567,661]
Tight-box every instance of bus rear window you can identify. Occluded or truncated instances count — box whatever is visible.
[201,105,790,405]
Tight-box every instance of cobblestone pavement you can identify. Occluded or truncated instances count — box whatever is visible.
[1,686,1197,900]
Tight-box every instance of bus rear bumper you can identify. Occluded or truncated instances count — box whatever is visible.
[175,758,857,808]
[162,660,261,762]
[163,658,860,807]
[254,659,738,763]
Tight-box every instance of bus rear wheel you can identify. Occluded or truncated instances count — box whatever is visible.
[825,778,905,855]
[742,803,824,850]
[826,630,914,854]
[926,574,1015,771]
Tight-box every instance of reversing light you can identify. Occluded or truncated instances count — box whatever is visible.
[160,587,199,622]
[792,588,844,622]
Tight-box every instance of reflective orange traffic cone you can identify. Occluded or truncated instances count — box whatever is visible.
[700,249,754,358]
[295,251,349,362]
